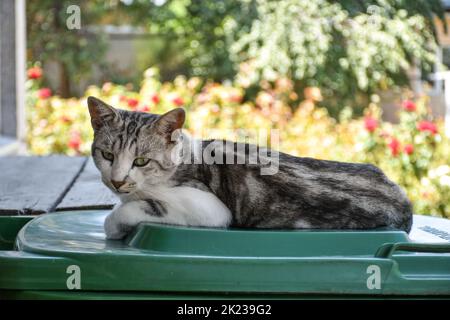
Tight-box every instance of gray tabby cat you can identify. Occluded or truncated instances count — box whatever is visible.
[87,96,413,239]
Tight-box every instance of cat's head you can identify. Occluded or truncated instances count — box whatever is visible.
[87,96,185,195]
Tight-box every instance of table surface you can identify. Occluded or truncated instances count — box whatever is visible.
[0,156,117,215]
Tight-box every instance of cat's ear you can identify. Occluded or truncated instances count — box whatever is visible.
[87,96,118,130]
[154,108,185,141]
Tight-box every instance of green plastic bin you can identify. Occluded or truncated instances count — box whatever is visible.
[0,210,450,299]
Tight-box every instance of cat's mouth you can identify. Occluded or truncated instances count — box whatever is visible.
[113,188,137,195]
[114,185,137,194]
[102,178,136,194]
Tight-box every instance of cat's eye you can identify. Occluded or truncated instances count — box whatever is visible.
[133,157,150,167]
[101,150,114,162]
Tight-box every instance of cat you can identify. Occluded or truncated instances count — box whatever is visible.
[87,96,413,239]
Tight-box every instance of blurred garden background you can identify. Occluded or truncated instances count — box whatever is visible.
[22,0,450,217]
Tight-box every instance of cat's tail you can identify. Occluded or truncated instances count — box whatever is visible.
[389,187,414,233]
[396,200,413,233]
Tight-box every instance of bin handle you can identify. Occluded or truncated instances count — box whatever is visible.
[375,242,450,258]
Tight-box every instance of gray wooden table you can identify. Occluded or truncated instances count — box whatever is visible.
[0,156,117,215]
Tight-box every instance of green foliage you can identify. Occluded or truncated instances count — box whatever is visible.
[142,0,249,81]
[227,0,445,111]
[26,0,162,96]
[27,0,445,108]
[133,0,446,111]
[27,0,110,97]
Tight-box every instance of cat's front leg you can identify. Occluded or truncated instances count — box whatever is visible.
[104,200,152,239]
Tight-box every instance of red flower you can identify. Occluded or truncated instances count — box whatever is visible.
[27,66,43,80]
[230,94,242,103]
[151,94,160,104]
[68,131,81,151]
[60,115,71,123]
[37,88,52,99]
[172,97,184,106]
[137,105,150,112]
[127,98,139,109]
[388,137,401,157]
[402,100,416,112]
[404,144,414,155]
[417,121,438,135]
[364,117,378,132]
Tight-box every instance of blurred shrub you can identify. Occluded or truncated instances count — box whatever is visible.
[27,0,445,110]
[228,0,445,112]
[26,66,450,218]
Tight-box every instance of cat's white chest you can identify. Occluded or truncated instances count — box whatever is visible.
[143,186,232,227]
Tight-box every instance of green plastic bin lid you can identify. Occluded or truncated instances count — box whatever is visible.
[1,210,450,296]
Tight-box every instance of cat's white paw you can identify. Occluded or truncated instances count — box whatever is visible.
[104,210,128,239]
[103,201,149,239]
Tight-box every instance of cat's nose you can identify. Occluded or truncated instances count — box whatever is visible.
[111,180,126,190]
